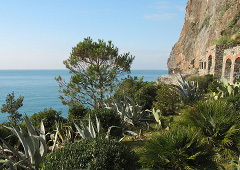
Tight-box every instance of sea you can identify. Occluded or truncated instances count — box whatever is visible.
[0,70,168,123]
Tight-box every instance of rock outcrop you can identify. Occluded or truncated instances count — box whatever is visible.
[168,0,240,75]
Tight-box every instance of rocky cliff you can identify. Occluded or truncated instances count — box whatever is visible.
[167,0,240,75]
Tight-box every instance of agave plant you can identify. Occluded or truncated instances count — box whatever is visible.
[0,116,47,170]
[74,115,138,141]
[74,116,101,139]
[172,73,200,104]
[103,93,143,126]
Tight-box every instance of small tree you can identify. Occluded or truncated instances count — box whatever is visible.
[56,37,134,109]
[1,92,24,125]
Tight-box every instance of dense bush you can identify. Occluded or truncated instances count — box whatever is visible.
[183,100,240,159]
[222,95,240,111]
[142,127,217,169]
[41,138,139,170]
[153,85,180,116]
[114,76,161,111]
[68,104,88,120]
[84,108,122,138]
[114,76,147,100]
[30,108,64,132]
[134,82,159,110]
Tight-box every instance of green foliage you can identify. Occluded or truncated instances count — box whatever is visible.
[1,92,24,126]
[84,108,122,138]
[190,22,196,30]
[227,10,240,29]
[67,104,87,120]
[115,76,160,110]
[188,74,215,93]
[41,138,139,170]
[153,85,180,116]
[198,15,212,33]
[212,36,239,45]
[114,76,146,100]
[222,95,240,111]
[212,78,240,100]
[134,82,159,110]
[56,37,134,109]
[0,116,47,170]
[142,127,217,169]
[183,100,240,160]
[30,108,64,133]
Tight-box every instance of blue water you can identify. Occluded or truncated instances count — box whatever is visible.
[0,70,167,123]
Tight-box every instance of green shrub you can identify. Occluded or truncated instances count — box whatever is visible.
[114,75,147,100]
[142,127,217,169]
[41,138,139,170]
[30,108,64,132]
[222,95,240,111]
[212,36,239,45]
[68,104,87,120]
[153,85,180,116]
[183,100,240,160]
[84,108,122,138]
[134,82,159,110]
[114,76,161,111]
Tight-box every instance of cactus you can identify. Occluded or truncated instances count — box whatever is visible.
[212,78,240,99]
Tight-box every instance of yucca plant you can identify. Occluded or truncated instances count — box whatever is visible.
[183,100,240,160]
[0,116,47,170]
[142,127,217,169]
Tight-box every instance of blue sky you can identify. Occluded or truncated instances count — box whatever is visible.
[0,0,187,70]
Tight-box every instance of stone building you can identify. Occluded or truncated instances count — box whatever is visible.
[198,44,240,84]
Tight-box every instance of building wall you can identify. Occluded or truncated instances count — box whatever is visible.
[198,45,240,84]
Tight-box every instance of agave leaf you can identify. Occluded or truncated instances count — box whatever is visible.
[31,135,47,158]
[24,117,39,152]
[74,123,86,139]
[124,130,138,137]
[51,125,59,153]
[40,120,46,141]
[4,126,29,158]
[88,117,96,138]
[105,126,120,139]
[0,159,15,170]
[0,138,24,161]
[95,116,101,134]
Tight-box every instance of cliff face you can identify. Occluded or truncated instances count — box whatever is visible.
[168,0,240,75]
